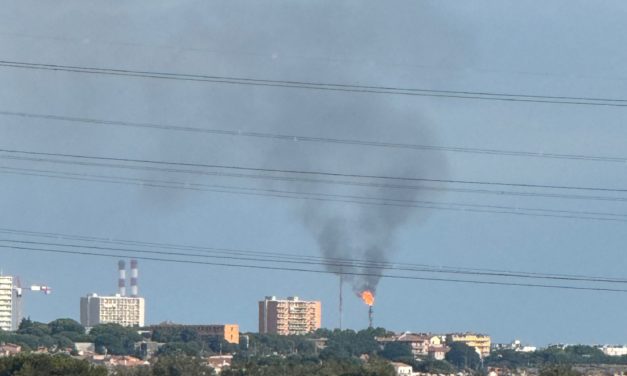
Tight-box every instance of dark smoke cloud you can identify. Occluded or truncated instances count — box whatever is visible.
[1,0,458,295]
[262,93,448,295]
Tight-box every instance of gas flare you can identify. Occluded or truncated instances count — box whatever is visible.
[361,290,375,306]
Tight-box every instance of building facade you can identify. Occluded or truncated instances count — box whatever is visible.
[0,276,13,331]
[258,296,321,335]
[446,333,491,358]
[80,293,145,327]
[148,323,240,344]
[600,346,627,357]
[377,332,442,358]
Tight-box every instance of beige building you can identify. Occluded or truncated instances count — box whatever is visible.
[80,293,145,327]
[377,332,442,358]
[446,333,491,357]
[258,296,321,335]
[0,276,13,331]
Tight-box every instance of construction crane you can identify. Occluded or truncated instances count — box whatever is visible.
[13,277,51,329]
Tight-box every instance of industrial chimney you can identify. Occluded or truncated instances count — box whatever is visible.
[118,260,126,296]
[130,259,138,297]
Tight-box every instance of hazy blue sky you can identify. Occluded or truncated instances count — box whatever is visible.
[1,1,626,346]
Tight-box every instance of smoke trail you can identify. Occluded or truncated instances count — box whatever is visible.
[264,94,448,295]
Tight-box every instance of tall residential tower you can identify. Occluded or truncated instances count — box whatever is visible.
[259,296,321,335]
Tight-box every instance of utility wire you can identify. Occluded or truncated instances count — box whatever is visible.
[3,227,624,283]
[1,60,627,107]
[4,164,627,219]
[2,150,627,202]
[1,165,626,223]
[2,243,627,293]
[3,237,627,285]
[2,110,626,164]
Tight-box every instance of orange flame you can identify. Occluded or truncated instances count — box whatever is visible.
[360,290,375,306]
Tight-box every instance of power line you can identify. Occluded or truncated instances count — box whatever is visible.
[2,242,626,293]
[3,227,624,283]
[3,237,627,285]
[2,149,627,203]
[3,164,626,218]
[2,110,626,164]
[1,165,626,223]
[1,60,627,107]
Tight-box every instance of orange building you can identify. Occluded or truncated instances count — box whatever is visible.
[259,296,321,335]
[150,323,239,344]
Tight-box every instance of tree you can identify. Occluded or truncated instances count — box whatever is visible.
[0,353,107,376]
[157,341,210,357]
[445,342,481,370]
[379,341,413,361]
[414,359,457,374]
[540,364,582,376]
[48,318,85,336]
[152,356,215,376]
[89,324,141,355]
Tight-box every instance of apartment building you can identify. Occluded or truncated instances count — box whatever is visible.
[258,296,321,335]
[80,293,145,327]
[446,333,492,357]
[0,276,13,331]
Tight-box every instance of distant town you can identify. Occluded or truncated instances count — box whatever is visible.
[0,261,626,376]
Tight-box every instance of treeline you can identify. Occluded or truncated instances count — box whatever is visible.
[0,318,142,355]
[486,345,627,368]
[0,353,216,376]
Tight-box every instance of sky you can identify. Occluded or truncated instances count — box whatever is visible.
[1,1,627,346]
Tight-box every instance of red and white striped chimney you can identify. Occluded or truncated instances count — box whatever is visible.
[130,259,138,297]
[118,260,126,296]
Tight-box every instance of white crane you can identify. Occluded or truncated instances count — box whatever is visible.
[13,277,51,329]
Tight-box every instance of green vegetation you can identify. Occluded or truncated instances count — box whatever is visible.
[485,345,627,369]
[152,356,214,376]
[90,324,142,355]
[446,341,482,370]
[539,364,583,376]
[0,353,107,376]
[150,326,236,357]
[221,356,394,376]
[3,320,627,375]
[0,319,141,355]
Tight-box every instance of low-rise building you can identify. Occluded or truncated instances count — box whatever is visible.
[134,340,164,359]
[0,343,21,357]
[377,332,442,358]
[207,354,233,374]
[600,345,627,357]
[428,344,448,360]
[74,342,95,356]
[148,323,239,344]
[446,333,491,358]
[492,340,536,353]
[390,362,413,375]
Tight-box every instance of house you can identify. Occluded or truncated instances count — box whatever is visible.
[207,354,233,374]
[377,332,442,358]
[391,361,413,375]
[428,344,448,360]
[0,343,21,357]
[74,342,95,356]
[106,355,149,367]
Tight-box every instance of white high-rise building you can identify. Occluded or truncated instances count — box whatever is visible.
[0,276,14,331]
[80,293,145,327]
